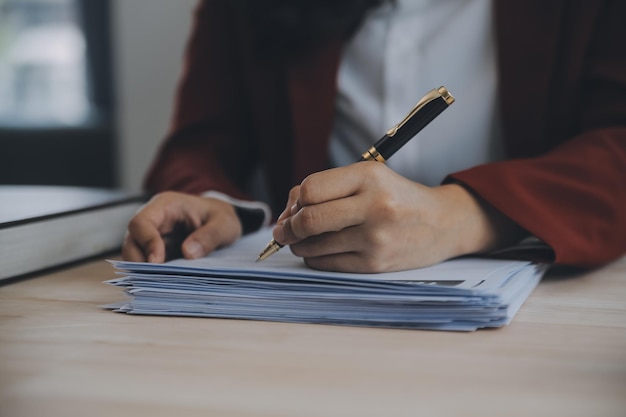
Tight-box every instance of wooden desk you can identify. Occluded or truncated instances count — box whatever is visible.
[1,257,625,417]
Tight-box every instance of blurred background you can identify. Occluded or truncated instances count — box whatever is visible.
[0,0,196,191]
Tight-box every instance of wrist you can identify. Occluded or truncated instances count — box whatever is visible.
[200,190,271,234]
[438,183,527,257]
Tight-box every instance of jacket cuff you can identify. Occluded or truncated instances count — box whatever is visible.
[201,190,271,234]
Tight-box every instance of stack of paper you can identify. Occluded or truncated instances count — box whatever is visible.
[107,228,545,331]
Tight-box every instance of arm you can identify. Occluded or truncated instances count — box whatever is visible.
[449,1,626,268]
[272,1,625,272]
[144,0,256,200]
[124,1,266,262]
[449,130,626,268]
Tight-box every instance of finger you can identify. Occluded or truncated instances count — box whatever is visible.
[273,193,367,244]
[274,164,384,239]
[126,216,167,263]
[121,232,148,262]
[296,163,377,207]
[302,252,385,273]
[289,226,364,258]
[181,209,242,259]
[276,186,301,223]
[304,248,398,273]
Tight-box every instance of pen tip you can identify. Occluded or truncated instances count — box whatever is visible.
[256,239,283,262]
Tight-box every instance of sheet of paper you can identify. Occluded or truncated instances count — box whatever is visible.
[107,227,546,331]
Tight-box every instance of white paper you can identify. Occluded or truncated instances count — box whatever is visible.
[106,227,546,331]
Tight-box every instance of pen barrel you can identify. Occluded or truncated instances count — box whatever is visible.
[371,96,450,161]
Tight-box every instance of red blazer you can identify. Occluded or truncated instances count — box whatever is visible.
[145,0,626,268]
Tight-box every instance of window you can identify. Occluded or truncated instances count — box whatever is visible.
[0,0,116,187]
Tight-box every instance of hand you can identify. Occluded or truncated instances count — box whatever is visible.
[122,191,242,262]
[273,163,525,273]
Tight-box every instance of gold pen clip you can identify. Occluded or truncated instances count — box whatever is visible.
[386,86,455,137]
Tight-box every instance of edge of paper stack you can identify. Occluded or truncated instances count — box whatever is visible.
[105,228,546,331]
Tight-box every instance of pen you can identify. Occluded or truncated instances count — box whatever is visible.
[256,86,455,262]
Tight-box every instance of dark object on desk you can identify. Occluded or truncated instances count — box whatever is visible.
[0,185,144,282]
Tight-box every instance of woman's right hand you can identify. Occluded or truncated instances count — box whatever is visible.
[122,191,242,263]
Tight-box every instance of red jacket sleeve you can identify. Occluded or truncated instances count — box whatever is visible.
[143,1,256,201]
[450,129,626,268]
[450,1,626,268]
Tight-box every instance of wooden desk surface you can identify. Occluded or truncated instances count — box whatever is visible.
[1,257,625,417]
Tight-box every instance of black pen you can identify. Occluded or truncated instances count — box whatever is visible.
[256,86,455,262]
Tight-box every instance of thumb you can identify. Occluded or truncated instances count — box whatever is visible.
[181,214,242,259]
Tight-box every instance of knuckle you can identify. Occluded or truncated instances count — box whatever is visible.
[374,196,403,222]
[288,186,301,202]
[361,161,387,182]
[150,191,175,203]
[126,214,144,233]
[150,191,190,210]
[295,207,321,235]
[298,176,318,205]
[365,228,391,250]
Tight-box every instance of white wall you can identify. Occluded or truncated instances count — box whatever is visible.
[112,0,197,191]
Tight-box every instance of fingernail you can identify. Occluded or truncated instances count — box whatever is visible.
[185,241,204,259]
[148,253,157,263]
[290,202,301,215]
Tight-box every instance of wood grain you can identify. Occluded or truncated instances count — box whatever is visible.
[1,257,625,417]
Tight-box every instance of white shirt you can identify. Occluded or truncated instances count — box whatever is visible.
[329,0,503,186]
[213,0,502,224]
